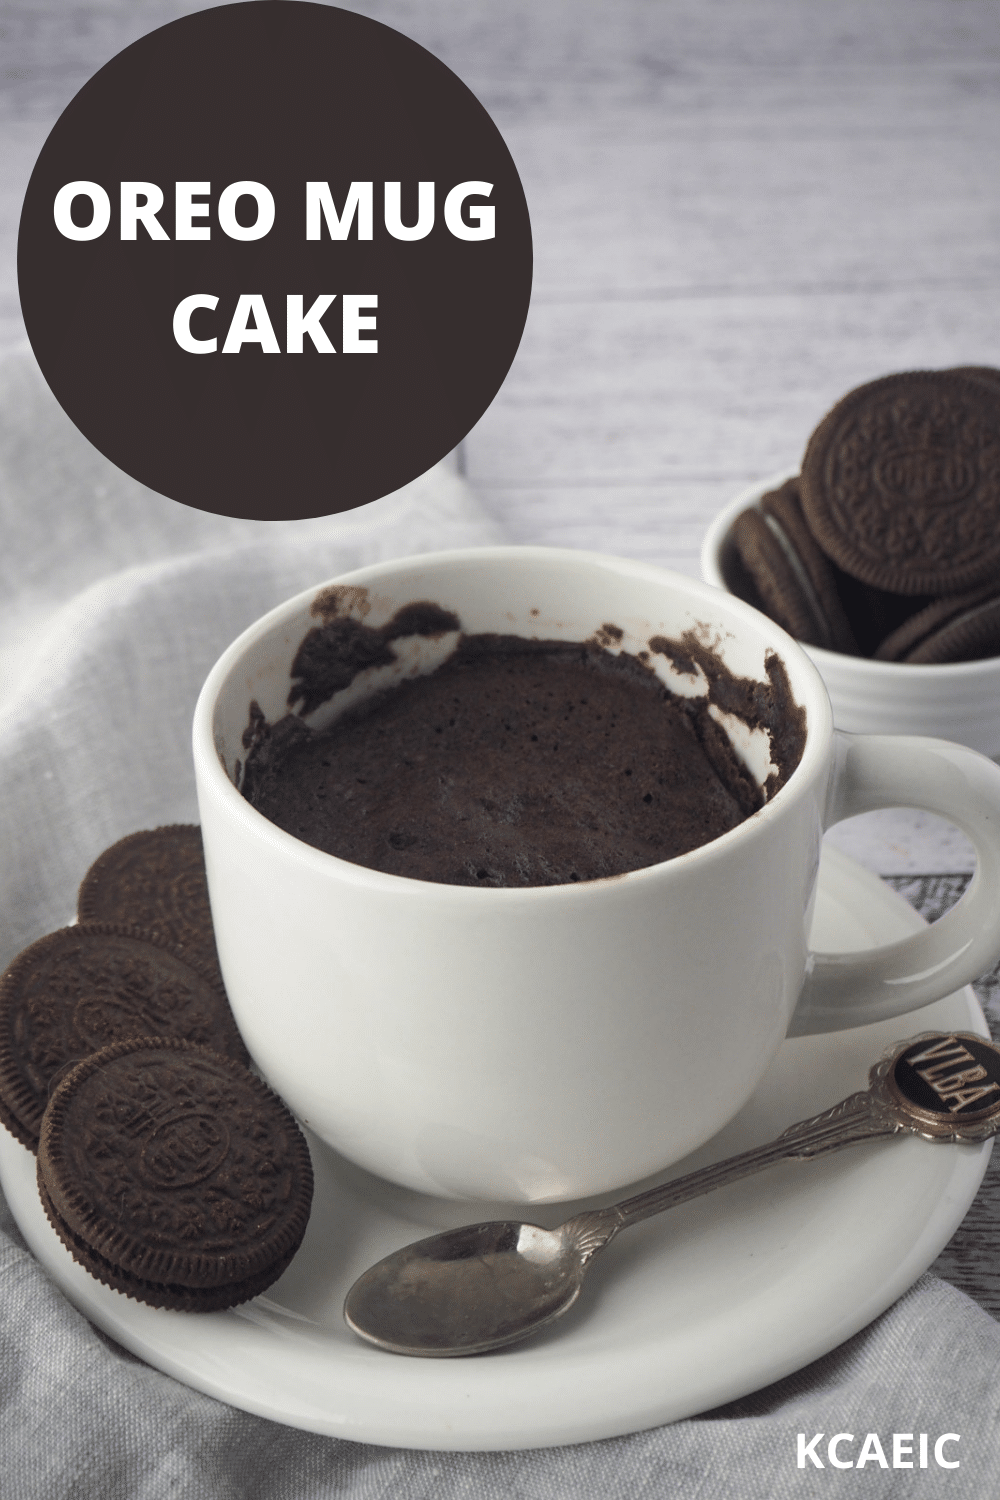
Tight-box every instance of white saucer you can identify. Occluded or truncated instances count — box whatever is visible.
[0,845,991,1451]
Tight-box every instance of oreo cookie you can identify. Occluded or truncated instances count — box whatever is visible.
[799,370,1000,596]
[0,924,248,1150]
[729,478,859,653]
[874,584,1000,664]
[37,1037,313,1311]
[78,826,218,971]
[948,365,1000,391]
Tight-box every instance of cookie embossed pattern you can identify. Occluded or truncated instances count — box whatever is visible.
[799,373,1000,597]
[36,1037,314,1313]
[78,826,221,972]
[0,922,247,1150]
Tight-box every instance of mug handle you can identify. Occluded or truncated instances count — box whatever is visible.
[789,732,1000,1036]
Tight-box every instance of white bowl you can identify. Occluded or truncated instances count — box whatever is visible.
[700,471,1000,758]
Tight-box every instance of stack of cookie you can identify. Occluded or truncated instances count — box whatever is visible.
[730,369,1000,663]
[0,826,313,1312]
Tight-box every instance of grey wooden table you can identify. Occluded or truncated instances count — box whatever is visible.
[2,0,999,1313]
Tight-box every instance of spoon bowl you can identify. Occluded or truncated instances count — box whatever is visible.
[344,1220,585,1356]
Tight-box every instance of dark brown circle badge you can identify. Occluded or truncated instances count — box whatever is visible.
[17,3,532,521]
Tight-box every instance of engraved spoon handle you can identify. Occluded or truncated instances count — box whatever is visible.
[607,1088,895,1233]
[563,1029,1000,1257]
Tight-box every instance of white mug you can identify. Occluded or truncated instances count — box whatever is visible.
[192,547,1000,1203]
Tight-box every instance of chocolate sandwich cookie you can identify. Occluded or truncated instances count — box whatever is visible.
[800,370,1000,596]
[729,478,860,653]
[37,1037,313,1311]
[0,923,248,1150]
[78,826,218,971]
[874,583,1000,664]
[948,365,1000,390]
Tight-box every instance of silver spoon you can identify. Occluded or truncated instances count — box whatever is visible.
[344,1031,1000,1356]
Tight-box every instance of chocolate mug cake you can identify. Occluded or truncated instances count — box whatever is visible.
[240,612,806,886]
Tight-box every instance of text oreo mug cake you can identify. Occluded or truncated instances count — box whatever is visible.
[701,368,1000,755]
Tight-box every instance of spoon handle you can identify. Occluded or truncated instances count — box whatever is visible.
[609,1088,895,1233]
[563,1030,1000,1256]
